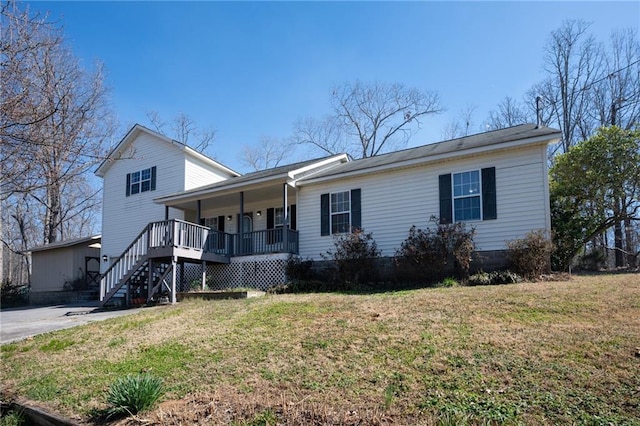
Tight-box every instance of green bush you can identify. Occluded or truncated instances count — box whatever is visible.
[106,373,164,417]
[323,228,381,287]
[506,230,554,279]
[1,280,28,308]
[468,270,522,286]
[439,277,459,288]
[284,255,313,281]
[395,219,476,284]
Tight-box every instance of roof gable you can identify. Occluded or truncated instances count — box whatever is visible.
[95,124,240,178]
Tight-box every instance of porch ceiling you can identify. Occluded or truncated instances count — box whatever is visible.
[161,183,294,212]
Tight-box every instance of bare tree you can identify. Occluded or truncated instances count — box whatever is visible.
[295,81,442,159]
[240,136,293,171]
[1,2,62,199]
[591,28,640,130]
[293,115,348,157]
[486,96,534,130]
[146,111,216,155]
[441,104,478,139]
[538,20,605,153]
[1,2,113,284]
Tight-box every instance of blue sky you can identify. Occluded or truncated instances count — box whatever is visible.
[26,1,640,172]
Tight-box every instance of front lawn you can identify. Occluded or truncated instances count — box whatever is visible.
[1,273,639,425]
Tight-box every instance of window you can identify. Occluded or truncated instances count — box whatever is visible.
[204,217,218,229]
[274,207,284,227]
[126,166,156,196]
[331,191,351,234]
[453,170,481,221]
[439,168,496,223]
[140,168,152,192]
[321,189,361,236]
[130,171,141,195]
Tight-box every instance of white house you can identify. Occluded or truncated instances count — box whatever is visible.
[97,123,561,307]
[95,124,239,274]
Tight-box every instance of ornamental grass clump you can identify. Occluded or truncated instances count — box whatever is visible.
[106,373,164,417]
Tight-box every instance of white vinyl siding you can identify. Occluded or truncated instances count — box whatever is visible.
[100,133,187,272]
[297,144,550,259]
[184,156,231,190]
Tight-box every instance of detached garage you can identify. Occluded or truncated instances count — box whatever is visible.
[29,235,101,305]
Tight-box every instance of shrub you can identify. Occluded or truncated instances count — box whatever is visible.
[1,280,28,308]
[285,255,313,281]
[467,271,492,286]
[395,219,475,284]
[490,270,522,284]
[106,373,164,417]
[506,230,553,279]
[439,277,459,288]
[578,249,607,271]
[323,228,381,287]
[468,270,522,286]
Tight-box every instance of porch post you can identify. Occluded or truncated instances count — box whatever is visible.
[148,258,154,301]
[165,206,169,221]
[201,261,206,291]
[171,256,177,304]
[197,200,202,225]
[283,183,289,250]
[239,191,244,254]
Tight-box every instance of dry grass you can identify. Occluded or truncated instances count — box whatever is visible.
[2,273,639,425]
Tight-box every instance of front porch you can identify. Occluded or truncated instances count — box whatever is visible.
[100,219,298,307]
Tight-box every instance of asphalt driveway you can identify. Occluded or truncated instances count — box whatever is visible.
[0,303,153,344]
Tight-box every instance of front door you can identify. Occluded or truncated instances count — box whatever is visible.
[240,213,253,255]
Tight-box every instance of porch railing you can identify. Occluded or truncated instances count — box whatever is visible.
[232,228,299,256]
[146,220,299,256]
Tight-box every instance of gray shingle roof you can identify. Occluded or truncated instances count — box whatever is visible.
[156,154,345,200]
[299,124,560,181]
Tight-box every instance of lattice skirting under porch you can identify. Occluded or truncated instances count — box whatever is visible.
[176,254,291,292]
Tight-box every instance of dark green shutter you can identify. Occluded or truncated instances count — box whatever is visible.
[266,208,275,244]
[267,208,275,229]
[150,166,157,191]
[126,173,131,196]
[290,204,297,230]
[321,193,330,236]
[482,167,497,220]
[217,216,225,232]
[350,188,361,231]
[439,174,452,224]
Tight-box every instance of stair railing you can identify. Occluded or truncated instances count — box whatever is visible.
[100,224,151,302]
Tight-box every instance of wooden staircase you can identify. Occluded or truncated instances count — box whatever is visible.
[100,219,230,307]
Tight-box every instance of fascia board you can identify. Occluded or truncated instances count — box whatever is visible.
[297,133,561,187]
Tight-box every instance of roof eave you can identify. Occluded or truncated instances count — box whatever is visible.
[297,132,561,186]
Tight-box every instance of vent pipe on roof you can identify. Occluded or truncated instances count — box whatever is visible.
[535,96,542,128]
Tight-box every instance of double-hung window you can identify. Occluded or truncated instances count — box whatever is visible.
[330,191,351,234]
[126,166,156,196]
[320,189,361,236]
[439,167,496,223]
[453,170,481,221]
